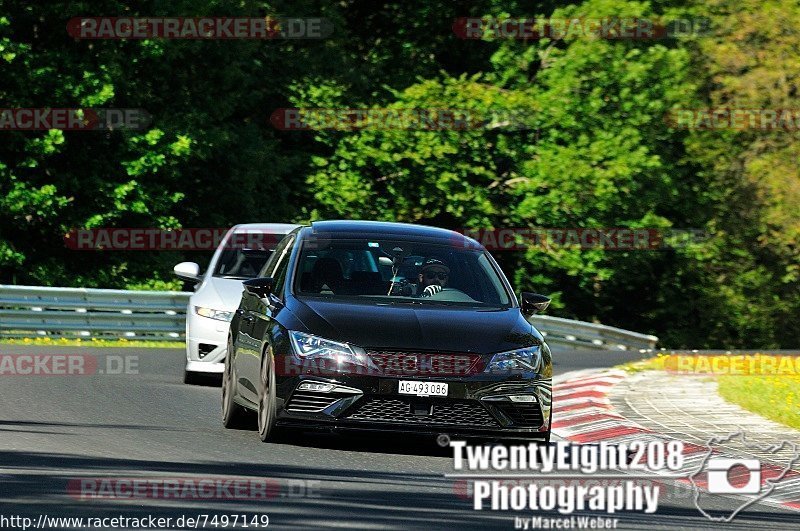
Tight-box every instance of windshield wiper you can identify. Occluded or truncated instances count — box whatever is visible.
[377,298,422,306]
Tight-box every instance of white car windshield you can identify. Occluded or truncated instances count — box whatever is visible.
[213,248,274,279]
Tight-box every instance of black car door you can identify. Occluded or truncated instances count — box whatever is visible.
[238,234,296,402]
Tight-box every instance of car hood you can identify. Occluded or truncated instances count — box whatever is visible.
[290,297,542,354]
[194,276,247,310]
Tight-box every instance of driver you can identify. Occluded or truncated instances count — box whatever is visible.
[418,258,450,297]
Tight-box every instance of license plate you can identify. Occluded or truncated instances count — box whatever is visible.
[398,380,448,397]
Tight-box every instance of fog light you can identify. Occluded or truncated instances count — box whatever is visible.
[509,395,538,403]
[198,343,216,359]
[297,382,334,393]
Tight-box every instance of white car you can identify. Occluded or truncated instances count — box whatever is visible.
[173,223,298,384]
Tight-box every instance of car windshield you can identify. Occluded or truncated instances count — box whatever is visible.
[293,238,511,308]
[213,230,289,279]
[213,249,273,279]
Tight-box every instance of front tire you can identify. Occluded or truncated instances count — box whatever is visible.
[257,347,279,442]
[222,337,250,429]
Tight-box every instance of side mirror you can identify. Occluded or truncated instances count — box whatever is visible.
[243,277,274,299]
[173,261,201,281]
[521,292,550,315]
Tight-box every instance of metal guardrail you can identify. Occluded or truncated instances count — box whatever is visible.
[0,285,658,350]
[530,314,658,351]
[0,285,189,341]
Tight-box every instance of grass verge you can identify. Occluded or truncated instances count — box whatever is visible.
[0,337,184,348]
[717,374,800,430]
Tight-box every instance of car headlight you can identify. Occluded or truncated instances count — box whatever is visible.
[485,346,542,373]
[289,331,375,370]
[194,306,234,322]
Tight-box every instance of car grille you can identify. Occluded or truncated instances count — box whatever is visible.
[493,403,544,427]
[367,350,484,377]
[344,397,499,427]
[286,391,345,413]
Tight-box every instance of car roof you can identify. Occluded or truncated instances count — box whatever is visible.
[305,220,482,248]
[230,223,299,234]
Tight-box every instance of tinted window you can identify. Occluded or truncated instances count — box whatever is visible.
[258,233,294,278]
[268,235,296,298]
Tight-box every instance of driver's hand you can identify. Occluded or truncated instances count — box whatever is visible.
[421,284,443,297]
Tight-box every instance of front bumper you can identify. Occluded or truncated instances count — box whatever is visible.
[273,369,552,438]
[185,311,230,373]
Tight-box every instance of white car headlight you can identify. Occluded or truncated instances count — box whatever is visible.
[289,331,375,369]
[194,306,233,322]
[485,346,542,373]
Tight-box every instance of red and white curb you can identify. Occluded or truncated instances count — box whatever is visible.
[552,368,800,513]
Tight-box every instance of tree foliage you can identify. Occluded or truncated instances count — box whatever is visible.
[0,0,797,347]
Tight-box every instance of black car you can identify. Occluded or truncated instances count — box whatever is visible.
[222,220,553,442]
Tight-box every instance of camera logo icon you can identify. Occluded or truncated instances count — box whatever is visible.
[707,458,761,494]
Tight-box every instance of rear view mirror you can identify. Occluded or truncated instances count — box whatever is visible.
[242,248,272,260]
[243,277,275,299]
[173,261,201,281]
[521,292,550,315]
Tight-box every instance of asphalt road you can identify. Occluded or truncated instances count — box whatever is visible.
[0,344,797,530]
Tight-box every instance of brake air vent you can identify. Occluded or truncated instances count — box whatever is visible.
[286,391,344,413]
[198,343,216,359]
[493,403,544,427]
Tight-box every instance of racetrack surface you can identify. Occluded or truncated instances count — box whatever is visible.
[0,345,797,530]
